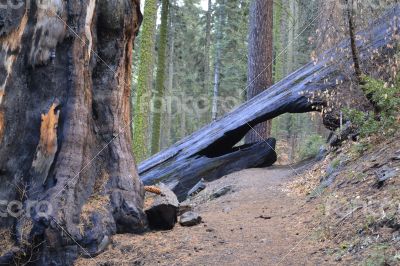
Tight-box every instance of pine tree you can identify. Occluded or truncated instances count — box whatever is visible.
[133,0,158,162]
[204,0,212,93]
[245,0,274,143]
[273,0,283,82]
[212,0,225,121]
[161,0,176,150]
[151,0,169,154]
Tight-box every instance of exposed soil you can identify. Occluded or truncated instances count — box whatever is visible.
[76,162,337,266]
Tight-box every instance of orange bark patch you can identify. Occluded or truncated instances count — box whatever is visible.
[0,12,28,51]
[144,186,162,195]
[31,102,60,184]
[0,111,4,144]
[0,13,28,94]
[39,103,60,155]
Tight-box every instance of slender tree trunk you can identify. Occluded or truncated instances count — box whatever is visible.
[281,0,289,77]
[345,0,362,84]
[181,101,186,139]
[245,0,274,143]
[212,55,220,121]
[133,0,158,162]
[204,0,212,94]
[273,0,283,82]
[0,0,145,264]
[151,0,169,155]
[281,0,298,158]
[162,0,176,150]
[212,0,224,121]
[286,0,296,73]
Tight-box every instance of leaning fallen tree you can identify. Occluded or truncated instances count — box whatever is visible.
[158,139,277,201]
[139,6,400,199]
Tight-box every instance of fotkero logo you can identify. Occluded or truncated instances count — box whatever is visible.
[134,89,243,116]
[324,196,400,220]
[0,0,62,10]
[0,200,53,219]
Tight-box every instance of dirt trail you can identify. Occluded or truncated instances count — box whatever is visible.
[76,163,335,266]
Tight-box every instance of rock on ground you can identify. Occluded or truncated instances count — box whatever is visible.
[187,179,206,198]
[144,184,179,230]
[177,203,193,216]
[211,185,233,199]
[179,211,202,227]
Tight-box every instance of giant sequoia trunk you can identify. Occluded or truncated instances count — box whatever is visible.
[0,0,144,264]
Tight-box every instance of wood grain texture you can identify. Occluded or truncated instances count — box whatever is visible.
[31,102,60,185]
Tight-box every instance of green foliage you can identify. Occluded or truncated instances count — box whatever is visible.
[362,76,400,110]
[344,110,380,137]
[298,134,325,160]
[340,242,350,250]
[132,0,158,162]
[362,244,397,266]
[331,157,341,169]
[350,142,372,157]
[344,76,400,138]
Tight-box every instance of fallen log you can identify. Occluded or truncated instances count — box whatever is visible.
[139,6,400,199]
[153,139,277,201]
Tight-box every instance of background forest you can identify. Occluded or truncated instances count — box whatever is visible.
[130,0,397,164]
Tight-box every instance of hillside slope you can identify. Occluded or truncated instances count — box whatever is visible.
[288,133,400,265]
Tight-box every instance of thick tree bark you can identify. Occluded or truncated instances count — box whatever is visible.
[0,0,144,264]
[245,0,274,143]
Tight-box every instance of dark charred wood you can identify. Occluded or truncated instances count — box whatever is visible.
[144,139,277,201]
[0,0,144,264]
[144,184,179,230]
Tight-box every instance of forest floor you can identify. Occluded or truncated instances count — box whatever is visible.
[76,133,400,266]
